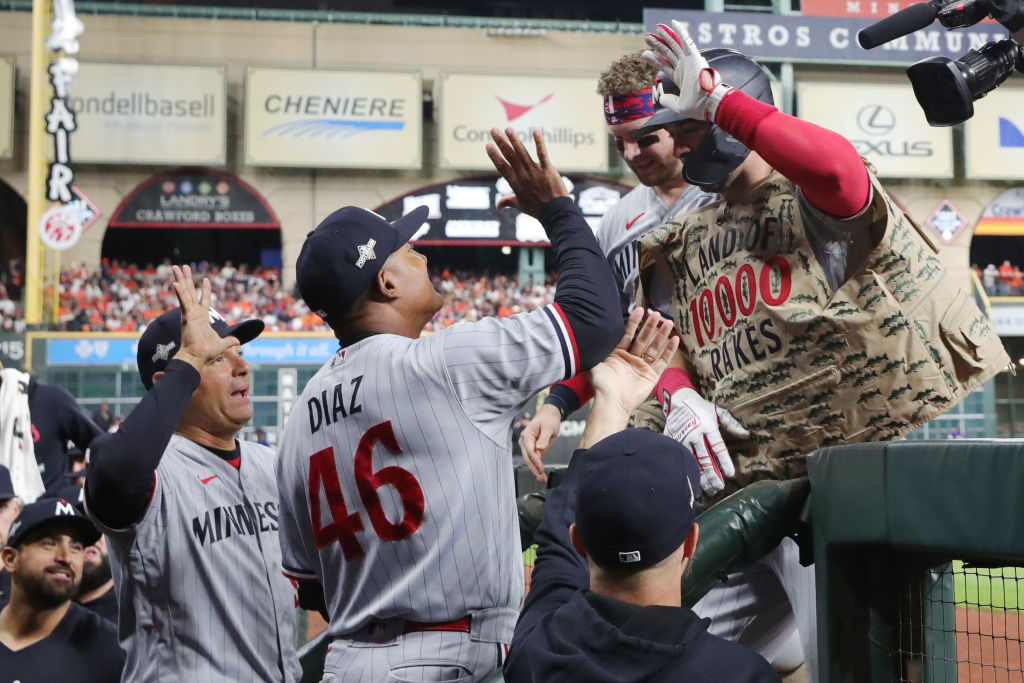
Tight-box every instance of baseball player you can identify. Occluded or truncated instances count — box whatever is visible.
[632,22,1009,680]
[505,309,779,682]
[274,127,623,682]
[85,266,301,682]
[518,51,718,482]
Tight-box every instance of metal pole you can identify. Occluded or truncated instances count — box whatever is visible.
[25,0,51,326]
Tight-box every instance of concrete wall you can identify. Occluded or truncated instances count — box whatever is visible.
[0,9,1010,283]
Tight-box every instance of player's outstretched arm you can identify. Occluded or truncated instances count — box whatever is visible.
[487,128,623,373]
[643,20,869,218]
[86,266,237,530]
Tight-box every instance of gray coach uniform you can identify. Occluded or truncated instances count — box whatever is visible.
[95,435,301,682]
[277,304,581,681]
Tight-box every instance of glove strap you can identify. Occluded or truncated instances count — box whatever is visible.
[655,367,696,412]
[703,83,734,123]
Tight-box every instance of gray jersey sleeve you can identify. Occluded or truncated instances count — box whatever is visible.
[797,184,877,292]
[441,303,578,443]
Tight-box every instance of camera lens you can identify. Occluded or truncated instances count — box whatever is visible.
[907,40,1023,126]
[907,57,975,126]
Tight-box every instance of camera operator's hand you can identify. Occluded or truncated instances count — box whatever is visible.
[642,20,733,123]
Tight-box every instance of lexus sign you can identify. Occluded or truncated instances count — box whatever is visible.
[797,82,953,178]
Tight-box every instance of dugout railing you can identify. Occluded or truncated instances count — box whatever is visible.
[809,440,1024,683]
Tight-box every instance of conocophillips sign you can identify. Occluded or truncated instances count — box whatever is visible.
[438,73,608,173]
[797,82,953,178]
[244,67,422,169]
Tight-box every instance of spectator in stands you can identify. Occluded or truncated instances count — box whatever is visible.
[0,360,103,499]
[0,498,124,681]
[999,260,1015,295]
[1012,266,1023,297]
[91,403,114,432]
[74,535,116,623]
[983,263,999,296]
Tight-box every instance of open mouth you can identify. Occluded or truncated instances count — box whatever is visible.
[47,567,74,583]
[231,388,250,401]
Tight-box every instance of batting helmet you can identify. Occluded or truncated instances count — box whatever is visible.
[639,48,774,192]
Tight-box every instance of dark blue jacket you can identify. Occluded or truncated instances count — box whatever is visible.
[504,450,781,683]
[28,377,103,495]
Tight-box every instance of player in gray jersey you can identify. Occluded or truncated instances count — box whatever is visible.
[519,51,716,479]
[85,266,300,682]
[276,128,623,682]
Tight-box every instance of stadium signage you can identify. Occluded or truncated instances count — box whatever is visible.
[796,82,953,178]
[643,8,1011,64]
[67,62,226,164]
[0,56,12,160]
[963,88,1024,181]
[108,169,278,229]
[974,188,1024,236]
[46,335,335,366]
[244,67,422,169]
[438,73,608,172]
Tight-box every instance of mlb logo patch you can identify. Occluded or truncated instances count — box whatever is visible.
[619,550,642,564]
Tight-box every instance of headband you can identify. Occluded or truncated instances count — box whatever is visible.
[603,88,655,125]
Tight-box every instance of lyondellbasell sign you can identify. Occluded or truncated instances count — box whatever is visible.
[68,62,226,165]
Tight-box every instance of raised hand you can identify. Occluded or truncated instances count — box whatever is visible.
[170,265,238,371]
[486,127,569,217]
[642,20,733,123]
[589,308,679,416]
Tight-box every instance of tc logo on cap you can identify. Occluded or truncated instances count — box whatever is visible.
[56,499,76,516]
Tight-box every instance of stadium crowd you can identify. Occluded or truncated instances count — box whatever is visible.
[978,260,1024,297]
[0,259,558,334]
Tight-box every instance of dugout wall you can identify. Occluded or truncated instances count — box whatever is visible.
[809,440,1024,682]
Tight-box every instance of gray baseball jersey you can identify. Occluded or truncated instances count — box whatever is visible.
[92,436,301,682]
[276,303,580,645]
[596,182,716,316]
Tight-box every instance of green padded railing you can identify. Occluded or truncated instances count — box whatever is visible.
[808,439,1024,683]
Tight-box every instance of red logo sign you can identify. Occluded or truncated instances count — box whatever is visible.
[495,93,554,122]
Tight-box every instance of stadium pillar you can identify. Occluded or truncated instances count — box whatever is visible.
[518,247,545,291]
[24,0,51,325]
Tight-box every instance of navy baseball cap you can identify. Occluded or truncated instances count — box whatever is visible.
[6,497,100,548]
[296,205,430,324]
[0,464,14,501]
[575,428,700,571]
[137,307,264,390]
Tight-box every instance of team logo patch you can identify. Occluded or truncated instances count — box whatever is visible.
[355,239,377,269]
[619,550,642,563]
[56,499,76,516]
[152,341,176,362]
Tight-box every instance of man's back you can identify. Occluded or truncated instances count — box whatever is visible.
[277,306,579,641]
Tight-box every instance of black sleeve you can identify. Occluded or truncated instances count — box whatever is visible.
[541,197,624,371]
[52,384,104,448]
[296,579,329,621]
[544,383,581,420]
[85,360,200,530]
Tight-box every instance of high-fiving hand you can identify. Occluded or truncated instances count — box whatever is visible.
[642,20,733,123]
[486,128,569,218]
[170,265,238,372]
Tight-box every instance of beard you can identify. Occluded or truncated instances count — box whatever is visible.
[78,552,112,596]
[19,566,80,608]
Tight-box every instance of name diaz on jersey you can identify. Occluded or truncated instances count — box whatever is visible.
[307,375,364,433]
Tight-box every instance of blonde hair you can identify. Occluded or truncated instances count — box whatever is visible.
[597,51,658,98]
